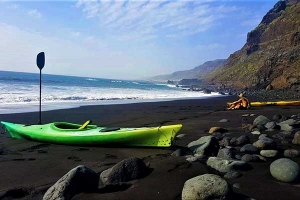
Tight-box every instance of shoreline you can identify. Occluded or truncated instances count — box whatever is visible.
[0,94,224,115]
[0,96,300,200]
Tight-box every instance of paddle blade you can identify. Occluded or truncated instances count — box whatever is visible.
[36,52,45,70]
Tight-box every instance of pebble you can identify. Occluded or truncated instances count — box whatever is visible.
[176,134,186,138]
[251,131,261,135]
[233,183,241,188]
[224,171,242,179]
[260,150,278,158]
[284,149,300,158]
[219,119,230,122]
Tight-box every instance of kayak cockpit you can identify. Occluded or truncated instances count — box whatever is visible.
[51,122,98,131]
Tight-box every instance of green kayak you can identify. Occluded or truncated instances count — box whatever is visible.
[1,121,182,147]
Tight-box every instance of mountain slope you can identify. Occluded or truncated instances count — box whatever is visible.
[207,0,300,90]
[149,59,226,82]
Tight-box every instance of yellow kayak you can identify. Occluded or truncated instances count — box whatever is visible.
[227,100,300,107]
[250,100,300,107]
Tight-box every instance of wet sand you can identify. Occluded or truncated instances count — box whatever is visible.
[0,96,300,200]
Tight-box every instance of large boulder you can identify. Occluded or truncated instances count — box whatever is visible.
[187,136,219,156]
[206,157,250,173]
[270,158,300,183]
[100,157,148,185]
[182,174,231,200]
[253,115,271,126]
[43,165,99,200]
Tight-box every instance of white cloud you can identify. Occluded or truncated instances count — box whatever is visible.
[0,23,166,79]
[28,9,42,19]
[76,0,240,41]
[6,3,20,9]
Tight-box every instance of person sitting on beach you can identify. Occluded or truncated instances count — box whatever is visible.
[227,93,250,110]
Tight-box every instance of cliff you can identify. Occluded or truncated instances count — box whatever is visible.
[207,0,300,90]
[149,59,226,82]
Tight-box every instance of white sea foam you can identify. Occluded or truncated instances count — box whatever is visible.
[0,80,224,114]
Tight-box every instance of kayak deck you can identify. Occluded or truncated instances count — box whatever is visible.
[1,121,182,147]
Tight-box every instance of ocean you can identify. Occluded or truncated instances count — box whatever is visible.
[0,70,222,114]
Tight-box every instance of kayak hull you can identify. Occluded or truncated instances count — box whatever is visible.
[1,121,183,147]
[227,100,300,107]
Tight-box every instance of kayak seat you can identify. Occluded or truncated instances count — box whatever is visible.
[100,127,120,132]
[78,120,92,130]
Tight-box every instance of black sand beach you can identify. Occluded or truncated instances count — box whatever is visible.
[1,96,300,200]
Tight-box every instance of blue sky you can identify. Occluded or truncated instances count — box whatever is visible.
[0,0,278,79]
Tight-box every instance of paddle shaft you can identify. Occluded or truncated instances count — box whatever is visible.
[39,69,42,124]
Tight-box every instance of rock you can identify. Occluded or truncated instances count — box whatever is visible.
[233,135,250,146]
[176,134,185,138]
[253,115,271,126]
[292,131,300,145]
[291,115,298,118]
[256,124,267,131]
[240,144,259,154]
[219,137,231,146]
[253,138,276,150]
[278,123,294,132]
[260,150,279,158]
[241,123,254,131]
[279,116,289,123]
[235,154,242,160]
[100,157,148,185]
[182,174,231,200]
[241,154,261,162]
[233,183,241,189]
[187,136,219,156]
[270,158,300,183]
[251,131,261,135]
[284,149,300,158]
[256,154,267,162]
[217,148,234,160]
[186,156,198,162]
[280,119,297,126]
[259,134,268,140]
[171,149,184,156]
[273,115,282,121]
[272,134,285,140]
[224,171,242,179]
[230,137,237,146]
[212,132,224,140]
[281,140,290,145]
[219,119,230,122]
[209,127,228,134]
[265,122,279,130]
[242,114,250,117]
[43,165,99,200]
[206,157,250,173]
